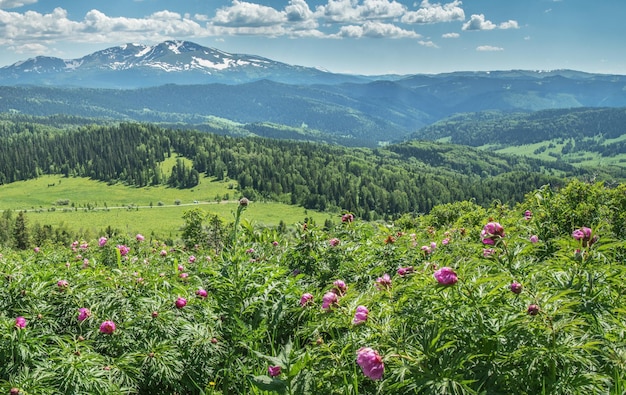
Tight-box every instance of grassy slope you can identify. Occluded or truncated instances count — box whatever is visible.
[0,174,333,239]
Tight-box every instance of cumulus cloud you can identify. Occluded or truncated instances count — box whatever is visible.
[401,0,464,24]
[0,0,37,9]
[335,20,421,38]
[316,0,407,23]
[212,1,285,27]
[442,32,459,38]
[8,42,49,54]
[463,14,519,31]
[476,45,503,51]
[462,14,496,30]
[498,20,519,29]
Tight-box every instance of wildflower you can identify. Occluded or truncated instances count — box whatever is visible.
[524,210,532,220]
[352,305,369,325]
[332,279,347,295]
[430,241,437,250]
[117,245,130,256]
[527,304,540,316]
[15,316,26,329]
[481,222,505,245]
[175,297,187,309]
[57,279,69,288]
[10,388,20,395]
[442,238,450,245]
[530,235,539,243]
[196,289,208,298]
[99,320,116,334]
[356,347,384,380]
[272,241,279,246]
[33,247,40,253]
[239,197,249,206]
[434,267,458,285]
[136,234,145,242]
[151,311,159,318]
[245,248,255,254]
[80,242,89,250]
[98,237,108,247]
[375,273,392,290]
[397,266,414,276]
[160,249,167,257]
[483,248,495,257]
[572,227,597,247]
[510,281,523,294]
[188,255,196,263]
[78,308,91,321]
[329,238,340,247]
[268,365,281,377]
[177,264,184,271]
[179,272,189,279]
[300,293,313,306]
[342,213,354,223]
[421,245,432,254]
[322,292,338,310]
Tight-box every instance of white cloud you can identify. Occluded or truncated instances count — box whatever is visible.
[0,0,37,9]
[316,0,407,23]
[419,40,438,47]
[212,1,286,27]
[335,21,421,38]
[499,20,519,29]
[401,0,465,24]
[8,42,49,54]
[476,45,503,51]
[442,32,459,38]
[462,14,496,30]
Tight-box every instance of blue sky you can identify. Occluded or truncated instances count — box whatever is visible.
[0,0,624,75]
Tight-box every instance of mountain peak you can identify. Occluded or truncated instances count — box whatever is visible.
[0,40,350,87]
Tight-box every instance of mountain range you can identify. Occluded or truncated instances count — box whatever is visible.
[1,40,626,146]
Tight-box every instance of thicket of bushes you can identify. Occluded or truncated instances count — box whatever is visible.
[0,180,625,394]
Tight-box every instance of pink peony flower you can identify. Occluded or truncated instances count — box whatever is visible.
[510,282,523,294]
[530,235,539,243]
[179,272,189,279]
[78,308,91,321]
[481,222,505,245]
[175,297,187,309]
[356,347,384,380]
[188,255,196,263]
[300,293,313,306]
[177,264,184,271]
[33,247,40,253]
[322,291,338,310]
[268,365,281,377]
[524,210,532,220]
[572,227,597,247]
[98,237,108,247]
[375,273,392,290]
[341,213,354,223]
[527,304,540,316]
[117,245,130,256]
[397,266,414,276]
[352,305,369,325]
[332,279,347,295]
[442,238,450,245]
[99,320,116,334]
[57,280,69,288]
[434,267,458,285]
[136,234,145,242]
[196,289,208,298]
[160,249,167,257]
[272,241,279,246]
[15,316,26,329]
[329,238,340,247]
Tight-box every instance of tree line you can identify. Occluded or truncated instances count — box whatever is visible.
[0,119,589,221]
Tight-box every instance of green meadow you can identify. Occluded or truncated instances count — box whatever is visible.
[0,174,333,240]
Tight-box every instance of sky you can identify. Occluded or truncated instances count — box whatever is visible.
[0,0,625,76]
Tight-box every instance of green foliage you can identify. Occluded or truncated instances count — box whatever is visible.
[0,180,624,394]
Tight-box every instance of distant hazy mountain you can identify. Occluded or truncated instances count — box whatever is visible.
[0,40,369,87]
[1,40,626,145]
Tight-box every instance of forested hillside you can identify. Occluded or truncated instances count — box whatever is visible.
[0,116,595,219]
[412,107,626,149]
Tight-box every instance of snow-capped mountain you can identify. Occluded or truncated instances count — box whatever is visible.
[0,40,364,87]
